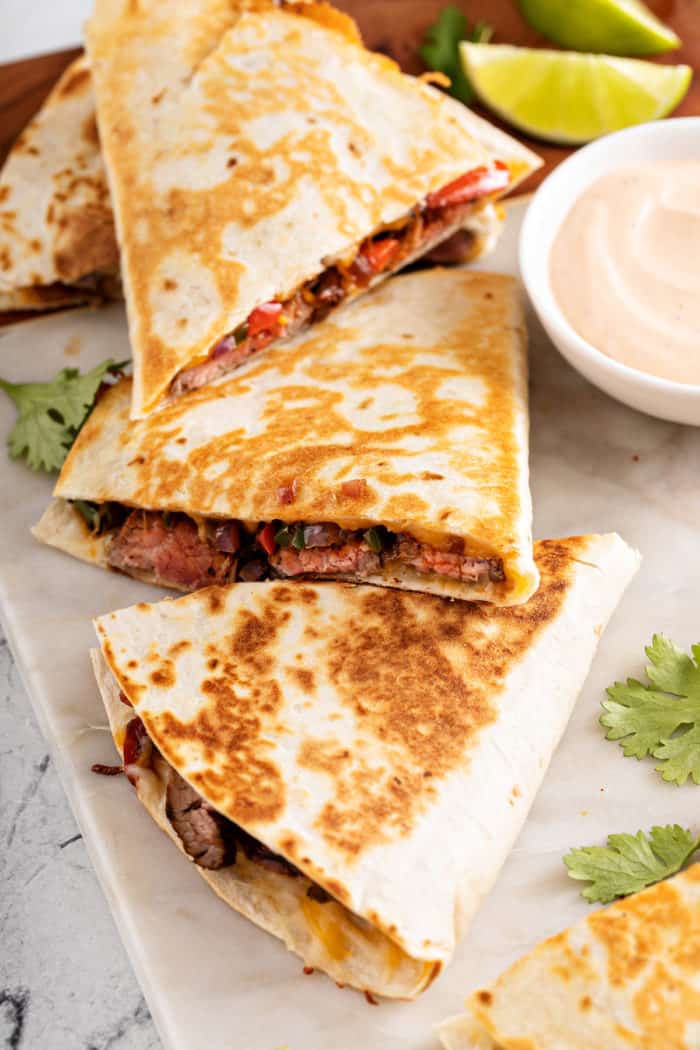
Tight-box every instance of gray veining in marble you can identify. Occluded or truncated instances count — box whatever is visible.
[0,629,162,1050]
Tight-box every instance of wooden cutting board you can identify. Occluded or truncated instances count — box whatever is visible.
[0,0,697,325]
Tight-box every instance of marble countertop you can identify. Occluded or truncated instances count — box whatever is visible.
[1,628,160,1050]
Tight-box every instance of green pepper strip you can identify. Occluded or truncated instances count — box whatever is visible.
[364,527,383,554]
[73,499,102,533]
[292,524,306,550]
[275,525,292,548]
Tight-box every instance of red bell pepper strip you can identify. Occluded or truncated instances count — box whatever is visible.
[247,302,283,338]
[359,237,401,275]
[258,522,277,555]
[425,162,510,210]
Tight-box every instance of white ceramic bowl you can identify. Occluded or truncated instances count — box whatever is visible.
[519,118,700,426]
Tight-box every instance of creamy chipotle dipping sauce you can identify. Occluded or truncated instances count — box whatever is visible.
[550,162,700,385]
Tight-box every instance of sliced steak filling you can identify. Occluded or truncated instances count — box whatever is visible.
[170,162,509,397]
[117,714,306,880]
[270,539,381,578]
[166,767,234,870]
[108,511,238,591]
[394,534,505,585]
[87,506,504,591]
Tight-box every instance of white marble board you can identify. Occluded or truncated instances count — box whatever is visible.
[1,200,699,1050]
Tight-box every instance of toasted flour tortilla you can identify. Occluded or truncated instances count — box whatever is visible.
[0,56,119,305]
[438,863,700,1048]
[35,269,536,604]
[91,534,639,998]
[0,44,524,319]
[86,0,540,416]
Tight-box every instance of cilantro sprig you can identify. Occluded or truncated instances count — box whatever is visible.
[602,634,700,786]
[420,6,493,105]
[564,824,700,904]
[0,359,126,473]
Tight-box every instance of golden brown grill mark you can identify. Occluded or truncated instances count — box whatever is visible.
[205,589,225,614]
[299,738,351,775]
[291,542,577,858]
[57,66,91,98]
[381,492,431,522]
[632,961,700,1046]
[86,1,498,412]
[82,114,100,147]
[150,662,175,688]
[60,271,526,581]
[288,667,316,693]
[50,194,118,283]
[104,540,580,876]
[324,878,351,905]
[168,640,191,658]
[589,880,688,988]
[144,606,289,825]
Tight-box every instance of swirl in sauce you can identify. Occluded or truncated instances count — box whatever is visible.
[550,162,700,385]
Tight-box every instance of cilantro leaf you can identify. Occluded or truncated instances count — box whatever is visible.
[601,634,700,786]
[564,824,700,904]
[420,6,493,106]
[0,359,127,473]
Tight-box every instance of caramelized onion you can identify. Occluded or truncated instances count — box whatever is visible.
[212,335,237,358]
[303,523,341,548]
[213,521,241,553]
[239,559,266,581]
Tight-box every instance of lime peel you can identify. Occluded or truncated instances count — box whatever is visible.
[518,0,680,57]
[460,43,692,145]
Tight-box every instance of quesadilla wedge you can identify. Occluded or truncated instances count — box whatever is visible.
[86,0,541,416]
[0,56,120,309]
[438,862,700,1048]
[35,270,535,604]
[91,534,639,999]
[0,48,509,318]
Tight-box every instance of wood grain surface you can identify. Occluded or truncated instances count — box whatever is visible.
[0,47,81,166]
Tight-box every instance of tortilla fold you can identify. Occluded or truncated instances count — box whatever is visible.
[91,534,639,998]
[438,862,700,1048]
[0,55,119,304]
[36,269,536,604]
[86,0,540,415]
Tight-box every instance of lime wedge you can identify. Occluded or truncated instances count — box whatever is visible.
[519,0,680,56]
[460,43,692,144]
